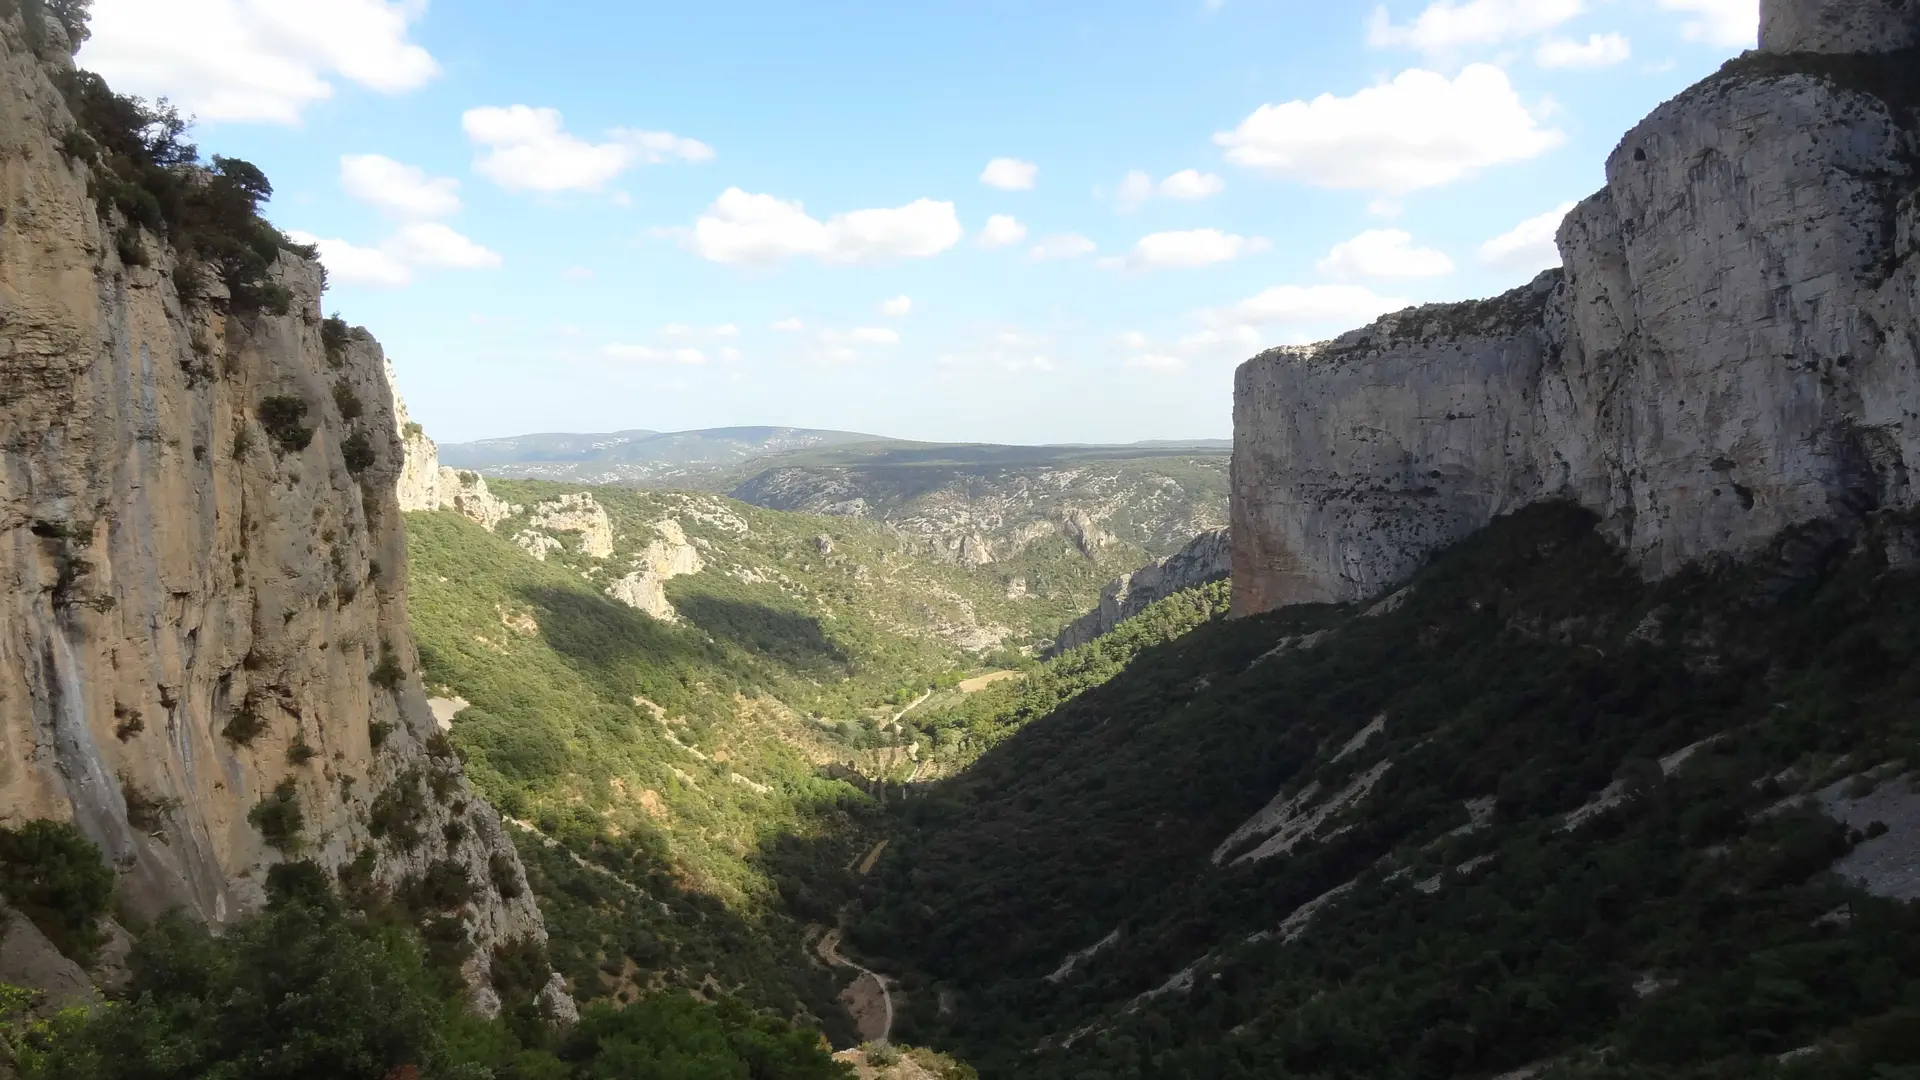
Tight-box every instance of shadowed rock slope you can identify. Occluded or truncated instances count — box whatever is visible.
[855,504,1920,1079]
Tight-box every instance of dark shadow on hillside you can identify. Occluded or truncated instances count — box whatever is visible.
[671,594,851,676]
[511,809,865,1048]
[516,585,720,705]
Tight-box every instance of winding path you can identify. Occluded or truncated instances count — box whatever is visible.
[815,837,897,1044]
[891,690,933,724]
[815,925,894,1044]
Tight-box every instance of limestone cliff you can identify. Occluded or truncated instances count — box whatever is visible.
[1052,530,1230,654]
[392,383,516,530]
[1232,0,1920,616]
[0,12,551,1010]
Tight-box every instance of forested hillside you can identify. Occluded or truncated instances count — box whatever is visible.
[850,505,1920,1079]
[401,477,1197,1034]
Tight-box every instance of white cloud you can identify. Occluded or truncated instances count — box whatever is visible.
[1029,234,1097,261]
[562,266,594,281]
[1116,169,1225,214]
[879,295,913,318]
[603,344,709,365]
[463,105,711,193]
[339,154,459,218]
[1659,0,1757,47]
[1124,354,1187,374]
[1207,284,1409,329]
[622,130,718,164]
[1178,325,1266,357]
[715,324,741,338]
[718,346,742,363]
[771,318,807,333]
[1160,169,1225,201]
[1535,32,1631,69]
[1116,170,1156,214]
[1118,229,1270,271]
[1214,64,1564,195]
[1366,0,1584,53]
[980,158,1039,191]
[849,327,901,345]
[1317,229,1454,280]
[1120,324,1266,375]
[383,222,502,270]
[78,0,437,124]
[980,214,1029,249]
[938,331,1057,377]
[287,231,412,288]
[289,223,500,288]
[688,188,963,266]
[1478,201,1577,273]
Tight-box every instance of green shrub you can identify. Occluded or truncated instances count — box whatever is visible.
[341,431,376,476]
[407,860,476,912]
[285,740,316,766]
[0,820,113,964]
[247,778,304,854]
[368,720,394,751]
[330,379,362,421]
[370,644,405,691]
[369,771,428,850]
[52,70,308,315]
[256,396,311,454]
[27,900,448,1079]
[114,225,146,267]
[120,775,180,835]
[221,705,266,746]
[229,425,253,462]
[321,315,351,366]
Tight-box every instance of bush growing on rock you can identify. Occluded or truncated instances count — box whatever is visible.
[0,821,112,965]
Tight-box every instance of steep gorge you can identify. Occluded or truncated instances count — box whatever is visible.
[0,10,550,1010]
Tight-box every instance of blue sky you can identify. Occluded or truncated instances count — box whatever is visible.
[80,0,1756,445]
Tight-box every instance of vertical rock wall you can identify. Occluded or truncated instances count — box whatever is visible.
[1760,0,1920,54]
[1231,12,1920,616]
[0,12,549,1008]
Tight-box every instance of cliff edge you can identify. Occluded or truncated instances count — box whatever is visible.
[1232,0,1920,615]
[0,9,552,1011]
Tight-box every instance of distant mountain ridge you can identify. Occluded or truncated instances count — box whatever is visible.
[439,426,886,484]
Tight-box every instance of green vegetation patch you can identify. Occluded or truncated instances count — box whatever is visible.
[0,821,112,966]
[857,504,1920,1079]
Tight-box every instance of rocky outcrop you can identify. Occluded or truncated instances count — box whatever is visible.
[606,518,704,620]
[515,493,613,561]
[0,13,554,1009]
[1762,0,1920,53]
[1231,0,1920,616]
[392,386,517,530]
[1053,530,1230,653]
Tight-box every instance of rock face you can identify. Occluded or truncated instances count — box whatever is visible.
[1053,530,1231,653]
[732,460,1228,566]
[1231,0,1920,617]
[1761,0,1920,53]
[392,387,516,530]
[0,14,553,1007]
[606,518,704,620]
[515,493,613,561]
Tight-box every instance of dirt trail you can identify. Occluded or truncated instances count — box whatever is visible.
[817,836,897,1043]
[891,690,932,724]
[853,838,890,876]
[816,926,893,1043]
